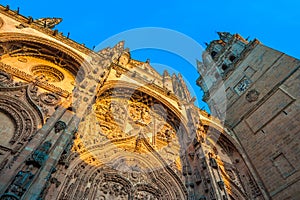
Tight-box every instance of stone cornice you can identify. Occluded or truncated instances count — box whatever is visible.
[0,5,94,55]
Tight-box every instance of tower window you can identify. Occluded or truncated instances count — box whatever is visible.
[211,51,217,59]
[229,55,236,62]
[222,64,228,71]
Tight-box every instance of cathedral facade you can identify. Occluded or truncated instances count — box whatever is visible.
[0,5,298,200]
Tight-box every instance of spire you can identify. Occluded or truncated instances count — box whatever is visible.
[163,70,170,78]
[217,32,232,43]
[178,73,192,101]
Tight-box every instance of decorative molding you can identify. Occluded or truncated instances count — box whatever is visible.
[0,62,70,98]
[0,5,94,55]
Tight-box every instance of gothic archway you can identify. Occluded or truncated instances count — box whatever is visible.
[49,87,189,200]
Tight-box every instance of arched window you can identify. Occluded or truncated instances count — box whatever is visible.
[229,55,236,62]
[222,64,228,71]
[211,51,217,59]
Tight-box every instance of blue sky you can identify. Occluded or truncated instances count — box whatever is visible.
[2,0,300,112]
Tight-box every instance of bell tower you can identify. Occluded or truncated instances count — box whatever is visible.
[197,32,300,200]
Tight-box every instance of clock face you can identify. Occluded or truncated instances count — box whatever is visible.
[234,77,251,95]
[73,88,183,173]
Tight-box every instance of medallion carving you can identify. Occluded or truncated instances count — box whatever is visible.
[31,65,64,83]
[39,92,61,106]
[245,89,260,102]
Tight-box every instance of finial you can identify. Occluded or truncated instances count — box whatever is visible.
[67,32,70,39]
[28,16,33,24]
[146,59,150,64]
[217,32,232,42]
[53,29,58,36]
[163,70,170,77]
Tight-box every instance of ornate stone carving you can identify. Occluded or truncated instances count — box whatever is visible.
[0,62,70,98]
[54,121,67,133]
[98,181,128,199]
[0,94,38,144]
[33,17,62,29]
[26,141,52,167]
[39,92,61,106]
[128,102,152,126]
[0,40,80,80]
[31,65,65,83]
[1,165,35,200]
[245,89,260,102]
[234,77,251,95]
[0,71,12,86]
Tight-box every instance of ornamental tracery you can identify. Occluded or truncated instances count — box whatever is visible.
[75,87,183,167]
[48,87,188,200]
[31,65,65,83]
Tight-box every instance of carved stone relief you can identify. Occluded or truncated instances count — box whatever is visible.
[47,87,187,200]
[0,41,80,77]
[55,163,176,200]
[245,89,260,102]
[74,88,182,171]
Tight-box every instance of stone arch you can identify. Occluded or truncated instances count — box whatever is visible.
[0,94,39,144]
[50,83,190,200]
[0,32,88,82]
[132,183,162,199]
[98,80,189,128]
[0,87,43,169]
[200,118,244,155]
[203,125,262,199]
